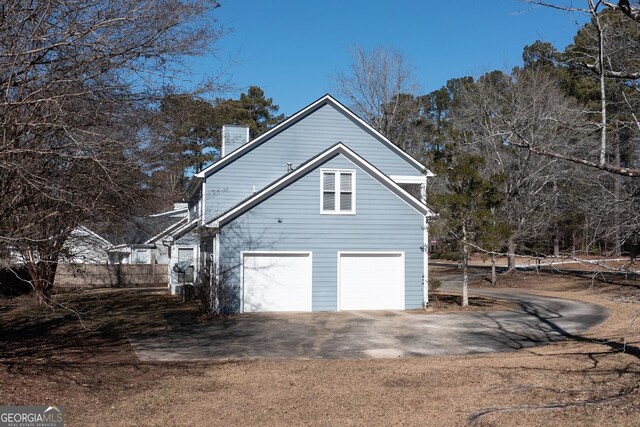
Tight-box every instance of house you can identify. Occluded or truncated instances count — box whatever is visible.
[180,94,434,312]
[105,203,200,283]
[6,226,112,266]
[61,226,112,264]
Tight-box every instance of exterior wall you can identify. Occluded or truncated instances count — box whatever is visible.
[219,155,425,311]
[205,103,422,221]
[222,125,250,157]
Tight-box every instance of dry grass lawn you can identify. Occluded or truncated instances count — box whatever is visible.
[1,270,639,426]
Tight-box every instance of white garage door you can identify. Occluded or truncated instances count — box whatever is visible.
[339,252,405,310]
[242,252,312,312]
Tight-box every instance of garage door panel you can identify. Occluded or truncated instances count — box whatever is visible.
[339,253,404,310]
[243,253,312,312]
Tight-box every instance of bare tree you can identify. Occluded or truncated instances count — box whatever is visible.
[522,0,640,177]
[452,68,588,267]
[332,45,420,149]
[0,0,224,304]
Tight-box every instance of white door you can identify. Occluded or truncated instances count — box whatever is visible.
[243,252,312,312]
[339,252,405,310]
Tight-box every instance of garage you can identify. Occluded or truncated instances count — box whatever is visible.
[338,252,405,310]
[242,252,312,312]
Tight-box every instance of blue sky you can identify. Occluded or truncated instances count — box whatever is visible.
[189,0,588,115]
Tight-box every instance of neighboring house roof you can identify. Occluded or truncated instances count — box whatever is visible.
[74,226,113,247]
[147,218,199,245]
[195,94,434,180]
[144,217,188,245]
[103,215,185,245]
[149,207,188,218]
[206,143,435,229]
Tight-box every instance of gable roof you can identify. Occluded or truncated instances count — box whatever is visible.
[144,217,188,244]
[195,94,434,179]
[206,143,435,229]
[73,226,113,246]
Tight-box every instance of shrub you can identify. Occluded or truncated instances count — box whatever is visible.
[428,277,442,293]
[193,261,239,315]
[440,251,462,261]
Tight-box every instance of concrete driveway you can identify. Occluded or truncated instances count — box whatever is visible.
[130,280,608,361]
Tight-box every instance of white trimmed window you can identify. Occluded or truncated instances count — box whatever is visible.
[321,169,355,214]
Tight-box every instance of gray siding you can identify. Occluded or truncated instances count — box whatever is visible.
[205,103,422,221]
[222,125,249,157]
[219,155,425,311]
[175,229,199,245]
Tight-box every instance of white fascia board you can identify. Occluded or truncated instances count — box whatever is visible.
[201,180,206,226]
[390,175,428,184]
[213,143,434,228]
[212,145,344,226]
[340,149,435,217]
[329,98,431,174]
[196,95,333,178]
[76,226,112,246]
[185,176,203,198]
[196,94,432,178]
[144,218,188,245]
[170,219,199,239]
[148,208,188,218]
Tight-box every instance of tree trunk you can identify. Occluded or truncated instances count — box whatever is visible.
[34,264,57,305]
[26,258,59,306]
[491,253,496,286]
[462,222,469,307]
[34,282,53,305]
[613,135,622,256]
[552,181,560,257]
[507,237,516,271]
[592,2,608,168]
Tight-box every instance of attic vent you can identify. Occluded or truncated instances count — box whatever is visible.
[221,125,250,157]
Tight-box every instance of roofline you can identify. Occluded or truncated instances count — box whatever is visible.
[185,176,202,198]
[327,96,434,176]
[76,226,112,246]
[170,218,198,240]
[107,244,130,252]
[196,94,433,179]
[144,218,188,245]
[207,143,434,228]
[148,208,188,218]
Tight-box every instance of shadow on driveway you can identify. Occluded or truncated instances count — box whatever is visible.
[130,288,609,361]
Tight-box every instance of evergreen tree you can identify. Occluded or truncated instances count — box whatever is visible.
[431,152,504,305]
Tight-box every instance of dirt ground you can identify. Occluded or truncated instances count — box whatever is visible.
[1,271,639,426]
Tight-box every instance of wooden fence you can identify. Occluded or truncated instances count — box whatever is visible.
[55,263,169,288]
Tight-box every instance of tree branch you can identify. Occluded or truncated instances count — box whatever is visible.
[509,137,640,177]
[582,61,640,80]
[603,0,640,22]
